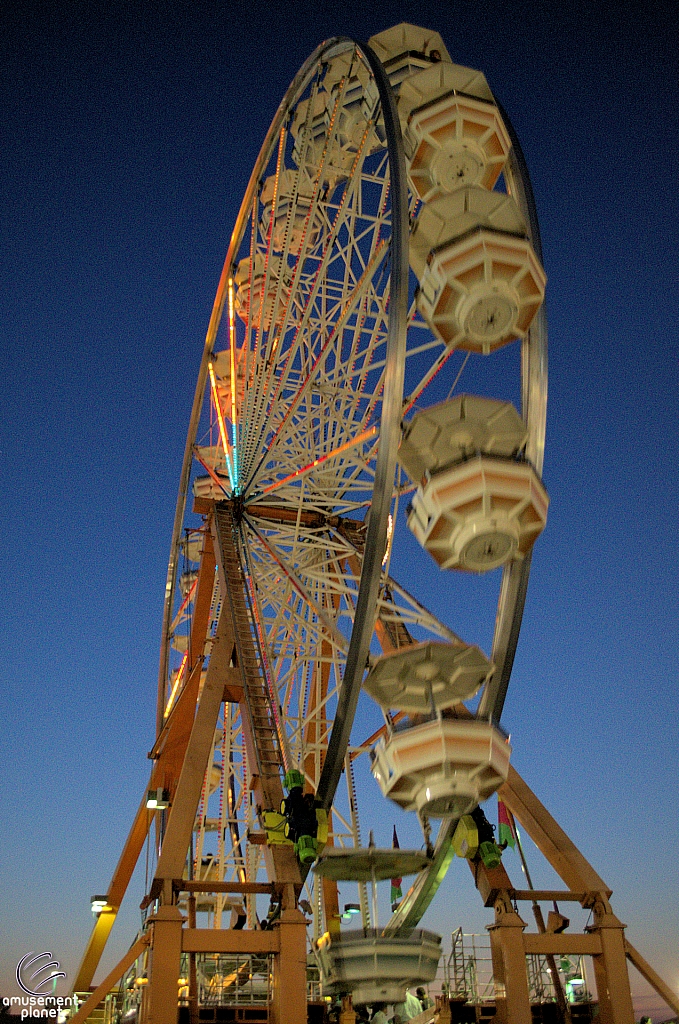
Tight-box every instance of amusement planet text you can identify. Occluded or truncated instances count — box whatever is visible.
[3,996,79,1020]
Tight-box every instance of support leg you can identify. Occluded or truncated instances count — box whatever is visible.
[487,892,531,1024]
[587,898,634,1024]
[145,905,184,1024]
[271,900,308,1024]
[187,895,198,1024]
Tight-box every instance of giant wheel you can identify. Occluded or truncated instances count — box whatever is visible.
[158,21,547,959]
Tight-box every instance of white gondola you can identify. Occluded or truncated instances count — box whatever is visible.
[398,63,510,201]
[371,717,511,818]
[399,395,548,572]
[368,23,452,86]
[408,456,548,572]
[363,640,492,712]
[315,928,441,1006]
[410,185,546,353]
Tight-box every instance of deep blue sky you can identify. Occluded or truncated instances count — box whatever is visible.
[1,0,677,1016]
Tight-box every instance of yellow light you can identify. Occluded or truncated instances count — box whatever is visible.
[208,360,235,489]
[146,788,170,810]
[382,512,394,567]
[164,650,188,718]
[228,279,239,483]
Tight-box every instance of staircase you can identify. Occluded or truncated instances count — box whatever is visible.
[213,502,286,807]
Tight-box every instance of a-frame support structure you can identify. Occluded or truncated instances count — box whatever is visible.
[71,505,308,1024]
[467,765,679,1023]
[68,506,679,1024]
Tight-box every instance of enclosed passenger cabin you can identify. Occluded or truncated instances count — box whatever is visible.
[410,186,546,354]
[398,395,548,572]
[362,641,509,818]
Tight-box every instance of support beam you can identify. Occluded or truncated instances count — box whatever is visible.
[182,929,279,954]
[510,889,586,902]
[69,936,149,1024]
[176,880,277,895]
[469,858,514,908]
[152,615,234,895]
[270,907,309,1024]
[156,529,216,736]
[71,910,118,996]
[522,933,601,955]
[146,906,185,1024]
[625,940,679,1015]
[469,773,637,1022]
[583,897,634,1024]
[499,765,611,896]
[487,892,531,1024]
[72,533,218,992]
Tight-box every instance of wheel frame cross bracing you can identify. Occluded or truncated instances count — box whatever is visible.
[155,28,548,941]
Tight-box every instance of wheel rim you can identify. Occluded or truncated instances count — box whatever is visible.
[157,28,547,941]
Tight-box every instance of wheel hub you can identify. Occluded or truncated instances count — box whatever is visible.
[459,286,519,344]
[460,529,517,571]
[430,142,485,191]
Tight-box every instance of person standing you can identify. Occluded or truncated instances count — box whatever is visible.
[393,989,422,1022]
[416,988,433,1011]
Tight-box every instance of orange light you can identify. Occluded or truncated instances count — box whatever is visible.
[164,650,188,718]
[258,426,378,496]
[208,360,235,490]
[170,576,198,634]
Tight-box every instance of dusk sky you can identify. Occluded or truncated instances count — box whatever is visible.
[1,0,677,1018]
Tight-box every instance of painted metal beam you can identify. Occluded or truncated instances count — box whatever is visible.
[152,614,234,894]
[499,765,611,896]
[523,933,601,956]
[625,940,679,1015]
[70,936,149,1024]
[182,929,279,954]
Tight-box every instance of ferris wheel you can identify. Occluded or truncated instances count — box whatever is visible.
[157,18,547,966]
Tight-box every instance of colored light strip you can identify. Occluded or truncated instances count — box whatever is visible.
[164,649,188,718]
[208,360,236,490]
[169,576,198,634]
[403,345,456,415]
[257,425,378,497]
[238,738,248,886]
[227,278,239,486]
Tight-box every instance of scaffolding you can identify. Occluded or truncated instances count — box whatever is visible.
[446,930,495,1003]
[444,930,592,1006]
